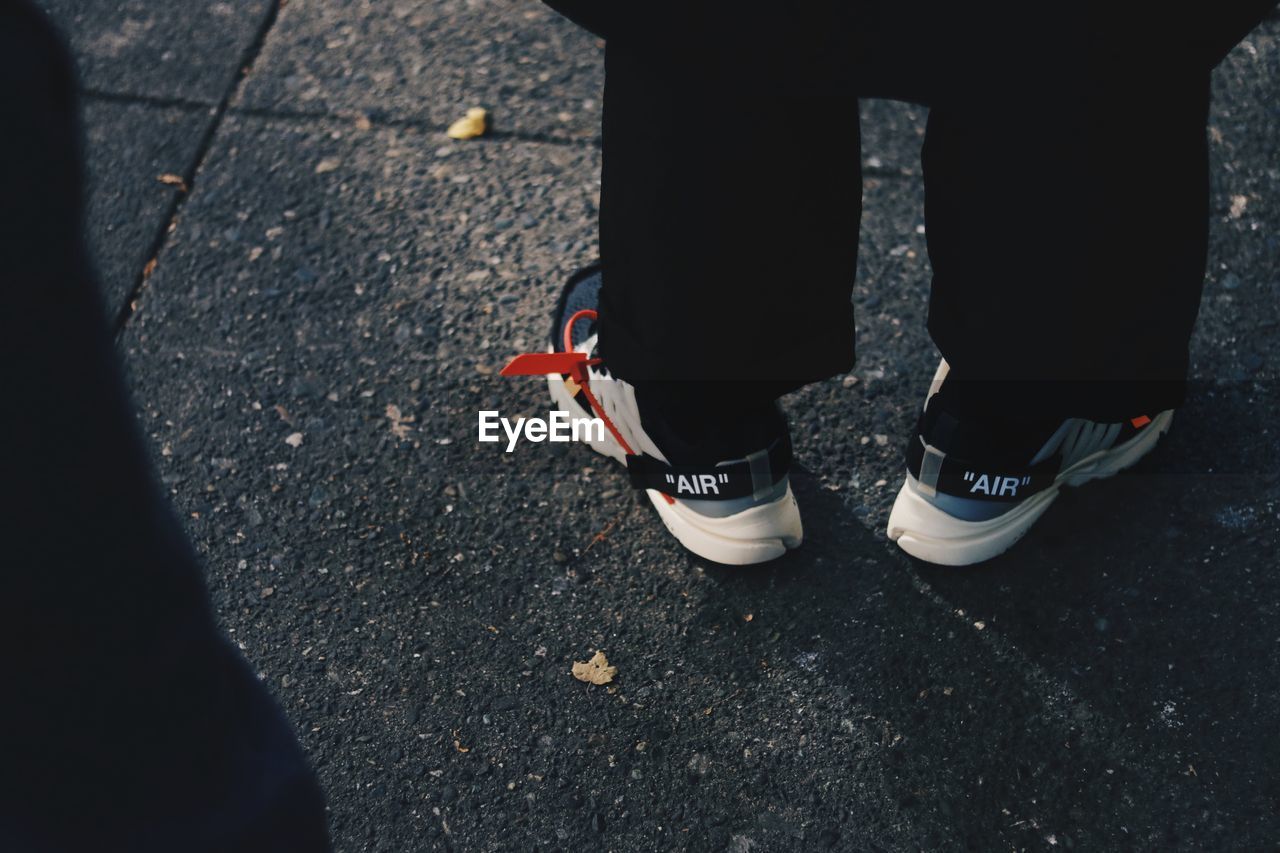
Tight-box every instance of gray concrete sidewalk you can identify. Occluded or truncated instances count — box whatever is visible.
[39,1,1280,850]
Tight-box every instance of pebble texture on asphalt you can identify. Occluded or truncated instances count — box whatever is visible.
[37,0,1280,849]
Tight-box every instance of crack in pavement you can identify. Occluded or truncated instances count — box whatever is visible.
[82,87,219,113]
[217,103,920,181]
[81,92,917,265]
[110,0,284,336]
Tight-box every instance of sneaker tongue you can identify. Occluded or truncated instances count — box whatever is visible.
[553,265,604,351]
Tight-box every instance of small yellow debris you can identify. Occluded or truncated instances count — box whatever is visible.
[284,432,304,448]
[447,107,488,140]
[1229,194,1249,219]
[315,157,342,174]
[743,613,753,622]
[157,173,188,191]
[571,651,617,685]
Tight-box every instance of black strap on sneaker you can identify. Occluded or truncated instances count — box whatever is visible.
[906,435,1058,502]
[625,433,792,501]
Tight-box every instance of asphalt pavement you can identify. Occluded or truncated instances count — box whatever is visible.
[36,1,1280,850]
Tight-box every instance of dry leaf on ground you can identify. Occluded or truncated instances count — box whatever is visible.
[572,651,617,685]
[157,173,188,191]
[447,107,488,140]
[386,404,416,440]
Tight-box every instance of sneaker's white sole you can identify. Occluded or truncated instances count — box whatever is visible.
[546,373,802,565]
[886,409,1174,566]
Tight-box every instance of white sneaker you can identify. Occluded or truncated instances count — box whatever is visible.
[887,360,1174,566]
[503,265,803,565]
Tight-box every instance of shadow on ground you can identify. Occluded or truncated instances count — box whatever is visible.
[696,379,1280,847]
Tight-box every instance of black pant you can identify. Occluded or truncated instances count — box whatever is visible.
[0,3,329,850]
[544,1,1275,420]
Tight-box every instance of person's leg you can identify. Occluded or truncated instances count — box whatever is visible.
[0,3,329,849]
[517,3,871,563]
[888,4,1279,564]
[545,1,864,405]
[921,5,1275,421]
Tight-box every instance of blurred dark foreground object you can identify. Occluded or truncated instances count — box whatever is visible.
[0,3,330,850]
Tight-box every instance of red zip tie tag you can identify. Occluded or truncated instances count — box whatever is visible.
[501,349,676,505]
[501,352,590,384]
